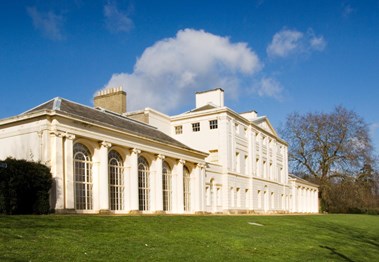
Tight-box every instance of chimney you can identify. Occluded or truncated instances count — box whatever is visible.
[195,88,224,108]
[94,87,126,114]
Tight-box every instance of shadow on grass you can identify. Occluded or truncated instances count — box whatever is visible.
[0,255,25,262]
[320,245,354,262]
[310,217,379,250]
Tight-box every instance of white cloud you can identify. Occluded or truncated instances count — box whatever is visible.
[267,29,303,58]
[104,1,133,33]
[307,28,327,52]
[267,28,326,58]
[309,35,327,51]
[27,7,65,41]
[251,77,283,100]
[102,29,262,113]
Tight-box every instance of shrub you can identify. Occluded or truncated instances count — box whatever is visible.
[0,158,52,214]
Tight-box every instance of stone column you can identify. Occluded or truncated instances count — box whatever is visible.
[272,140,277,182]
[218,115,229,212]
[129,148,140,212]
[315,190,319,213]
[259,134,264,178]
[212,181,217,213]
[64,133,75,210]
[307,189,311,213]
[50,131,64,210]
[297,187,301,213]
[176,159,185,213]
[195,163,206,213]
[153,154,165,212]
[301,187,305,213]
[264,187,268,212]
[248,128,255,211]
[231,119,236,172]
[297,186,301,213]
[200,165,206,212]
[99,141,111,213]
[284,147,289,184]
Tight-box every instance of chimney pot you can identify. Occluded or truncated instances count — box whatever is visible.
[94,87,127,114]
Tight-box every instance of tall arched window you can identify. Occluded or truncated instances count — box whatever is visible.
[183,166,191,212]
[138,156,150,211]
[73,143,92,210]
[109,150,124,211]
[162,161,172,211]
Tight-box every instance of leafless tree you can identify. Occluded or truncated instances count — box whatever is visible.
[279,106,376,212]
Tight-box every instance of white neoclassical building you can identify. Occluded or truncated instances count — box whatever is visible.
[0,87,318,214]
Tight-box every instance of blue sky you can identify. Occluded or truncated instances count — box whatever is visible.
[1,0,379,153]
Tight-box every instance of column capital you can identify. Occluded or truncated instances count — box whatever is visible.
[197,163,206,169]
[50,130,64,137]
[131,148,141,155]
[157,154,165,160]
[65,133,76,140]
[178,159,186,165]
[100,141,112,148]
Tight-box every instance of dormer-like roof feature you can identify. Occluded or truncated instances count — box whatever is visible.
[252,116,278,137]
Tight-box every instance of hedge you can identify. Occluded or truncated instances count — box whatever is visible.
[0,158,52,214]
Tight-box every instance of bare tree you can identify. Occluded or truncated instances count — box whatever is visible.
[279,106,375,211]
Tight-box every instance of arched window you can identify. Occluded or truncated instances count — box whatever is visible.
[162,161,172,211]
[138,156,150,211]
[109,150,124,211]
[74,143,92,210]
[183,166,190,212]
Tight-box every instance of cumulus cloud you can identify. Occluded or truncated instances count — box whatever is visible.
[267,29,303,58]
[255,77,283,100]
[267,28,326,58]
[102,29,262,113]
[27,7,65,41]
[104,1,133,33]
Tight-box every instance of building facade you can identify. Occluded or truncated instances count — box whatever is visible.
[0,87,318,214]
[127,88,319,214]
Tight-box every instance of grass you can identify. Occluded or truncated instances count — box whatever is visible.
[0,214,378,261]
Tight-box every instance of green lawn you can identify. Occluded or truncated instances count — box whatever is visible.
[0,214,378,261]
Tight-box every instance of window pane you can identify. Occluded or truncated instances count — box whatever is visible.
[209,120,218,129]
[162,161,172,211]
[183,167,190,211]
[109,150,124,211]
[175,125,183,134]
[192,122,200,132]
[73,143,93,210]
[138,156,150,211]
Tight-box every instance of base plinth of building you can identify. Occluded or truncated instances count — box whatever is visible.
[54,209,76,214]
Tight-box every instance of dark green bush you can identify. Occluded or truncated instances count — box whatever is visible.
[0,158,52,214]
[366,208,379,215]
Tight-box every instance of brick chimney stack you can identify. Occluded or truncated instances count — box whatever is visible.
[94,87,126,114]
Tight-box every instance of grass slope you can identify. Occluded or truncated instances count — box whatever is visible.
[0,214,378,261]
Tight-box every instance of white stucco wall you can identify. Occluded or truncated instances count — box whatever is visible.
[0,118,50,162]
